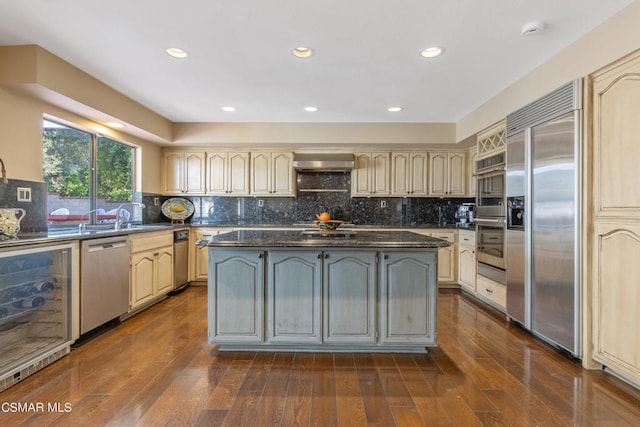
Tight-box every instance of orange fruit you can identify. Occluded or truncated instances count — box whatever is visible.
[316,212,331,221]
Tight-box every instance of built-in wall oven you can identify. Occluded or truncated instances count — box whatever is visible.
[475,152,507,278]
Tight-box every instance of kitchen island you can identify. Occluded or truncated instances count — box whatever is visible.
[199,229,450,352]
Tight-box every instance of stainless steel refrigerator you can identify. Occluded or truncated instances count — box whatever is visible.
[505,80,582,357]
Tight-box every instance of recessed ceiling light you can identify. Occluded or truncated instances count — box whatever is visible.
[420,47,443,58]
[166,47,189,59]
[292,47,313,58]
[105,122,124,129]
[304,106,318,112]
[388,107,403,112]
[222,106,236,112]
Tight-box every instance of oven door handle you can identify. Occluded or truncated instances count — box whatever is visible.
[474,217,506,226]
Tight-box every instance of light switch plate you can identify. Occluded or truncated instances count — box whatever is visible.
[17,187,32,202]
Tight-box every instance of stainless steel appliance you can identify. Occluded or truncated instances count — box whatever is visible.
[455,203,475,226]
[172,229,189,293]
[475,152,506,218]
[505,79,582,357]
[80,236,130,334]
[0,243,74,391]
[474,152,507,273]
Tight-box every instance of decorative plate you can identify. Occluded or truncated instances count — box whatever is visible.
[161,197,194,221]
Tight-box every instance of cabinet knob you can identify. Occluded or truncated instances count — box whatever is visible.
[324,254,329,259]
[258,253,263,259]
[318,253,322,259]
[384,254,389,260]
[485,288,493,293]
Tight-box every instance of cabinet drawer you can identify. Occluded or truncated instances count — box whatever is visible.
[476,275,506,309]
[431,231,455,243]
[458,229,476,247]
[130,231,173,253]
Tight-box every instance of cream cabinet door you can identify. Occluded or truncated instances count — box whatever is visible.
[410,152,429,196]
[250,152,295,196]
[130,251,156,309]
[162,151,184,195]
[391,152,428,196]
[156,246,174,295]
[352,153,373,196]
[162,150,206,195]
[228,152,250,195]
[352,152,390,196]
[271,152,295,195]
[207,152,227,195]
[429,152,448,195]
[590,50,640,384]
[448,152,467,196]
[592,223,640,381]
[184,152,207,194]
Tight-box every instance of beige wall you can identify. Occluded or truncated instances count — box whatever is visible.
[172,122,457,148]
[457,0,640,140]
[0,86,163,193]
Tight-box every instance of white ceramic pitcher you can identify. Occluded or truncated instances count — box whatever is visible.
[0,208,26,238]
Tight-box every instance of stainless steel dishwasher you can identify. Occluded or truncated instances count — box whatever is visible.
[171,229,189,294]
[80,235,130,334]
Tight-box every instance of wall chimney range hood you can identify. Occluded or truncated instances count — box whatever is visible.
[293,153,355,172]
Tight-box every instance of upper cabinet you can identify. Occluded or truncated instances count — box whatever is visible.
[207,152,250,196]
[428,152,466,196]
[352,152,390,196]
[467,146,478,198]
[162,150,206,195]
[477,121,506,160]
[250,152,296,197]
[390,152,428,196]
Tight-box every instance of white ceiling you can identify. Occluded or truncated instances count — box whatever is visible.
[0,0,634,124]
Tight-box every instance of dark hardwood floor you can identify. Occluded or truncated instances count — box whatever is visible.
[2,286,639,426]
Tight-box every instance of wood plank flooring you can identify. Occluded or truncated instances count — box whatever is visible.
[1,286,639,426]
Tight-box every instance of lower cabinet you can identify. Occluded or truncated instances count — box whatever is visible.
[323,251,377,343]
[476,274,506,310]
[130,231,174,311]
[208,249,264,342]
[266,250,322,343]
[380,250,437,344]
[191,228,234,281]
[457,229,476,292]
[207,247,437,350]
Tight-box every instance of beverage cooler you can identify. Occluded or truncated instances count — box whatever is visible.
[0,243,74,392]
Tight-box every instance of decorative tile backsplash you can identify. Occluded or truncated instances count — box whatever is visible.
[0,176,472,233]
[0,179,48,232]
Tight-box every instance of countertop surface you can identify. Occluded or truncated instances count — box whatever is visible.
[198,229,451,249]
[1,222,473,249]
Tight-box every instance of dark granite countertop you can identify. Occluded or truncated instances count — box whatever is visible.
[198,229,451,249]
[0,224,181,249]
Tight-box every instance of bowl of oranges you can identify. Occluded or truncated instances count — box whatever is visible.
[314,212,343,230]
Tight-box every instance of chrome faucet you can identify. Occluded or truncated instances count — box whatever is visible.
[78,209,103,232]
[114,202,146,230]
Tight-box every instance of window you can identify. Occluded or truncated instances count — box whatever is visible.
[43,119,139,229]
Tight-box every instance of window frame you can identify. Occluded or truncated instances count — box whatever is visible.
[43,116,141,229]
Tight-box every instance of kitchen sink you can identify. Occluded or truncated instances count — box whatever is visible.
[301,230,355,239]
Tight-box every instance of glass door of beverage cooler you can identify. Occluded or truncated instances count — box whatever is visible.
[0,243,74,392]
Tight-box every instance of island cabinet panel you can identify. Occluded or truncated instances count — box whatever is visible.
[323,251,377,343]
[266,251,322,343]
[380,251,437,345]
[208,250,264,342]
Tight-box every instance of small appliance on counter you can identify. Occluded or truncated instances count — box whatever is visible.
[455,203,475,227]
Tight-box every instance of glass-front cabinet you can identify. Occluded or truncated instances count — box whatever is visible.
[0,243,74,392]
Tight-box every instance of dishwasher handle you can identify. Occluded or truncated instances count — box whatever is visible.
[87,240,128,253]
